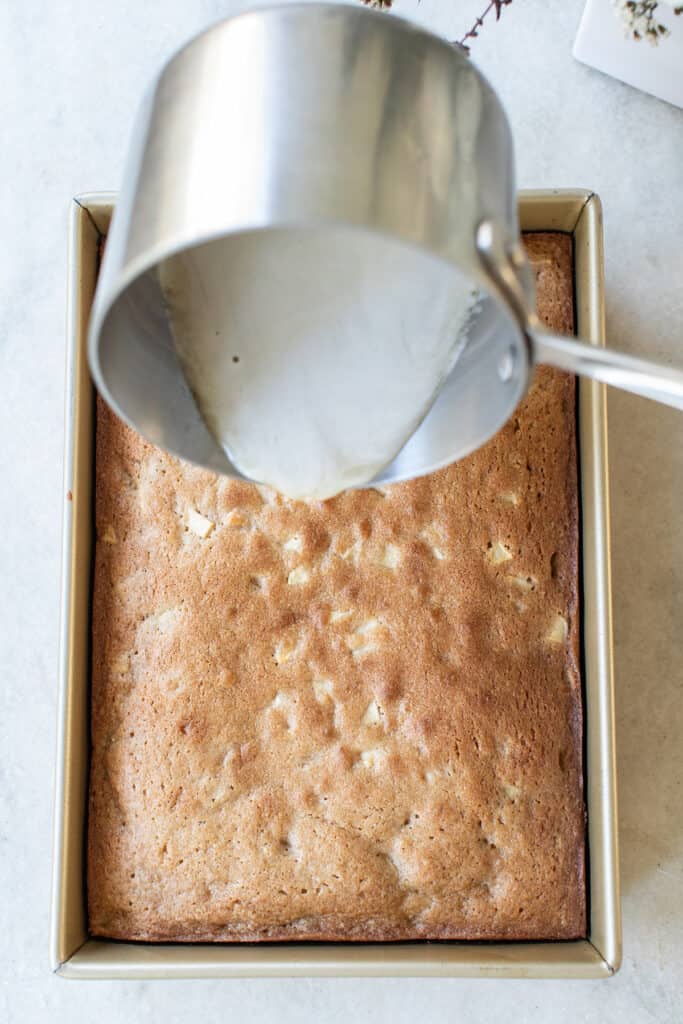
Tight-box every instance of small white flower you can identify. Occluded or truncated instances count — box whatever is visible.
[612,0,670,44]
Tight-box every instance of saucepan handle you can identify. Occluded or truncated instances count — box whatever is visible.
[530,330,683,411]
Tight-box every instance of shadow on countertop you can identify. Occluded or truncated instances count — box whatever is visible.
[606,374,683,903]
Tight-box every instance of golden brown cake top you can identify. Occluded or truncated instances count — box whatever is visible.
[88,232,585,941]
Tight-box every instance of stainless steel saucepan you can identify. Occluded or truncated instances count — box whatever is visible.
[89,3,683,486]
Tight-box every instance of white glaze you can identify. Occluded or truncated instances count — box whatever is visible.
[160,228,475,498]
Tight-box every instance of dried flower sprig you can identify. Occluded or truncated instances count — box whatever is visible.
[613,1,680,44]
[456,0,514,54]
[359,0,514,53]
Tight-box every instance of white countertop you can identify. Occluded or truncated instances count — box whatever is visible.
[1,0,681,1020]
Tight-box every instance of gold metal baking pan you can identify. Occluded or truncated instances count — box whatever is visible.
[51,190,620,978]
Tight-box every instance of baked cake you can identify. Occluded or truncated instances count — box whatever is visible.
[88,232,585,941]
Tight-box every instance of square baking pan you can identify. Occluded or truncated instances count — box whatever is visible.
[51,189,621,978]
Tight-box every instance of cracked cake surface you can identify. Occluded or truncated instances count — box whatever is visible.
[88,232,585,942]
